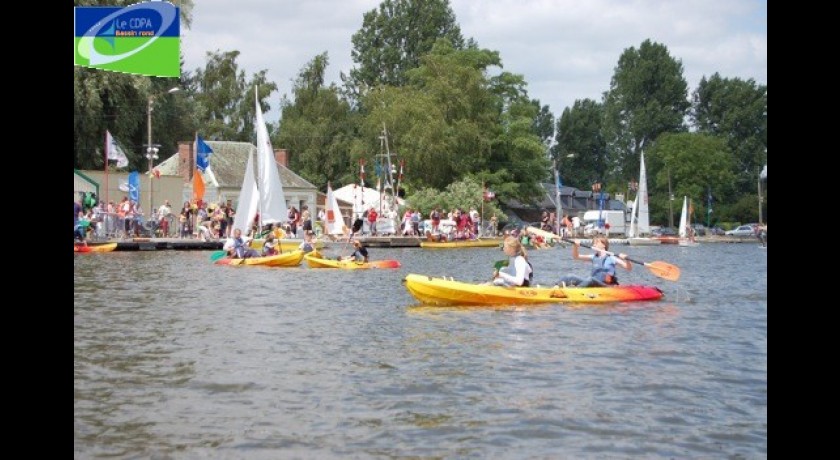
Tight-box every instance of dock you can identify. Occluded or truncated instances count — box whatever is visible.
[83,235,759,251]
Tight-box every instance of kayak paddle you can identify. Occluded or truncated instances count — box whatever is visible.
[209,250,228,261]
[524,226,681,282]
[493,259,509,270]
[570,238,680,281]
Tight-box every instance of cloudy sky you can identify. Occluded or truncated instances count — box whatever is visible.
[180,0,767,123]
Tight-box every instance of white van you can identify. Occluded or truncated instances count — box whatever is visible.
[582,210,627,236]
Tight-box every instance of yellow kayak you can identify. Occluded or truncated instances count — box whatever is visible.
[404,274,664,306]
[304,252,401,269]
[215,250,305,267]
[250,238,325,252]
[420,238,503,249]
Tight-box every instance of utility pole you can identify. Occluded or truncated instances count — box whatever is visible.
[667,169,674,228]
[554,159,562,234]
[757,168,764,225]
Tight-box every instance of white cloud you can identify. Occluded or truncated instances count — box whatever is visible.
[181,0,766,122]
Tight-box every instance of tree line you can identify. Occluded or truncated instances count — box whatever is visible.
[73,0,766,225]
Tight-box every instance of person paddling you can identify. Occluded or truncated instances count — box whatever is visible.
[224,228,260,259]
[342,240,369,263]
[489,236,533,287]
[556,237,631,287]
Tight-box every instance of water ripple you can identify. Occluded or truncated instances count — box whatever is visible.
[75,244,766,458]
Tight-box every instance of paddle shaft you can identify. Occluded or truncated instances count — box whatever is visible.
[565,238,641,266]
[524,226,679,281]
[563,237,680,281]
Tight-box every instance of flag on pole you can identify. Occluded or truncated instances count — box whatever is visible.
[128,171,140,202]
[105,130,129,168]
[193,168,206,202]
[195,135,213,172]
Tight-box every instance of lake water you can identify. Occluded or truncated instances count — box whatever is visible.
[74,242,767,458]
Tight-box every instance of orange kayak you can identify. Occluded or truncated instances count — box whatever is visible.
[74,243,118,253]
[304,253,401,269]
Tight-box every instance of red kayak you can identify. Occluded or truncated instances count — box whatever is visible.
[74,243,118,253]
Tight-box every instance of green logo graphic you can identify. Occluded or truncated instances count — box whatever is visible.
[74,1,180,77]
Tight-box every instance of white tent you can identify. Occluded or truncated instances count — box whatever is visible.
[332,184,405,218]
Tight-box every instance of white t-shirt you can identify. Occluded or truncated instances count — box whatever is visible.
[495,255,532,286]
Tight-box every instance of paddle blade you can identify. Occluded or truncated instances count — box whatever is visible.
[645,261,681,281]
[493,259,509,270]
[210,250,228,261]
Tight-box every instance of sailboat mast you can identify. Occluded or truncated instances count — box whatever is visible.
[255,86,263,234]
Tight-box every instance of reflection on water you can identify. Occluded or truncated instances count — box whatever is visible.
[75,244,766,458]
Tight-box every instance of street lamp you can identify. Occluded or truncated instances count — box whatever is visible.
[146,86,179,211]
[592,182,604,228]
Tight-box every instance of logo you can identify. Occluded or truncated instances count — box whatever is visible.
[74,1,180,77]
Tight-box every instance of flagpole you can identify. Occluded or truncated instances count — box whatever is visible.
[481,182,485,237]
[104,131,109,214]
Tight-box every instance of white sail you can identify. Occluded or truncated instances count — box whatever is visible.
[637,151,651,235]
[255,87,289,225]
[232,150,259,234]
[678,196,688,238]
[325,182,345,235]
[627,194,639,238]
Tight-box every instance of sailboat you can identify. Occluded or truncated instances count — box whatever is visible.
[232,87,322,252]
[678,196,699,246]
[628,151,660,246]
[231,148,259,235]
[324,182,348,237]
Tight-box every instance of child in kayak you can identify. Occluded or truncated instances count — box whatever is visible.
[298,231,315,253]
[224,228,260,259]
[557,237,631,287]
[491,236,533,287]
[343,240,369,263]
[262,233,279,256]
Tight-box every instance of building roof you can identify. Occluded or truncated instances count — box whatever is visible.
[156,141,317,190]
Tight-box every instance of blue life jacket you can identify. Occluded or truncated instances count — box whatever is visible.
[590,253,618,285]
[233,237,247,258]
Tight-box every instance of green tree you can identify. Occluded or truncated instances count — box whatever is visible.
[407,177,500,220]
[691,73,767,193]
[74,68,187,170]
[552,98,606,189]
[347,0,465,96]
[276,53,358,190]
[357,40,549,204]
[188,50,278,142]
[645,132,736,226]
[531,100,555,148]
[603,39,690,181]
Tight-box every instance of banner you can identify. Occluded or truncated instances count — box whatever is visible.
[193,168,205,202]
[196,135,213,172]
[105,130,129,168]
[74,1,180,77]
[128,171,140,202]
